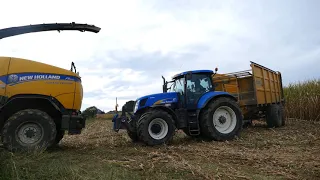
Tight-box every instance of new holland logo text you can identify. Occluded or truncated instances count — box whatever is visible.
[19,75,61,81]
[7,74,62,84]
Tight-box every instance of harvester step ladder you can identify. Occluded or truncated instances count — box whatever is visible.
[187,112,200,136]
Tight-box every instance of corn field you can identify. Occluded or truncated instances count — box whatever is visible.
[283,78,320,121]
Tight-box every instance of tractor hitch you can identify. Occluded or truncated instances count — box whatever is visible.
[112,106,135,132]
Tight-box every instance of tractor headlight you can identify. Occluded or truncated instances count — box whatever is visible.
[133,100,140,113]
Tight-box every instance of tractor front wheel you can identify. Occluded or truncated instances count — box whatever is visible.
[137,109,175,146]
[127,119,139,142]
[199,97,243,141]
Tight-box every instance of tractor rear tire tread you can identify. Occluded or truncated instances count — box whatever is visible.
[127,119,139,142]
[199,97,243,141]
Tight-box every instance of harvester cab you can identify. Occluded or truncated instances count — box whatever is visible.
[113,68,243,146]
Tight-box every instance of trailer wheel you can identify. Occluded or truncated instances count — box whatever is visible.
[266,104,283,128]
[280,104,286,126]
[137,109,175,146]
[199,97,243,141]
[1,109,57,152]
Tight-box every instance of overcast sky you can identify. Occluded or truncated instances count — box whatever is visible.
[0,0,319,112]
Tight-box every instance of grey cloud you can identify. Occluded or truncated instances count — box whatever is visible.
[80,0,320,112]
[78,47,205,81]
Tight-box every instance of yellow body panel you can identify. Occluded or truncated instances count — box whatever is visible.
[251,64,282,105]
[212,62,284,108]
[0,56,83,110]
[0,57,10,100]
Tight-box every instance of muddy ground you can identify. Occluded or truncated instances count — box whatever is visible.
[1,118,319,180]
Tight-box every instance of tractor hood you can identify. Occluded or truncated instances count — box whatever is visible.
[133,92,178,113]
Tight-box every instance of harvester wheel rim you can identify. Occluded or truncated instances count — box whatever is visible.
[212,106,237,134]
[16,122,44,145]
[148,118,168,140]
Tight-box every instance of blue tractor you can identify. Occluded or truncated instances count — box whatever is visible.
[112,69,243,146]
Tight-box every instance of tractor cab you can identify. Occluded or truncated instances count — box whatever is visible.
[163,69,217,110]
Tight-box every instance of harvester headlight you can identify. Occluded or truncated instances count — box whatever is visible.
[133,100,140,113]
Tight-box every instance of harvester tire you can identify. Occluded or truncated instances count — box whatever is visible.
[1,109,57,152]
[54,130,65,145]
[199,97,243,141]
[266,104,283,128]
[137,109,175,146]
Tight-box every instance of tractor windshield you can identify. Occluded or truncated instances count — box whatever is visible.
[168,77,185,95]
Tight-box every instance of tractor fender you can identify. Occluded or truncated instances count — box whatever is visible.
[197,91,237,109]
[137,105,178,124]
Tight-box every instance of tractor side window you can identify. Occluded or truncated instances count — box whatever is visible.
[187,74,212,94]
[199,77,212,92]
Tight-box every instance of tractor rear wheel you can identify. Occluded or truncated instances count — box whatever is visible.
[199,97,243,141]
[1,109,57,152]
[137,109,175,146]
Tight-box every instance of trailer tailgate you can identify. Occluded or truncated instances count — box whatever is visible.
[251,61,284,105]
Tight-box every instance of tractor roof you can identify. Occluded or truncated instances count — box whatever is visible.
[172,70,213,79]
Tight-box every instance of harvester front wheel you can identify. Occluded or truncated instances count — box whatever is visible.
[1,109,57,152]
[137,109,175,146]
[199,97,243,141]
[54,130,65,145]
